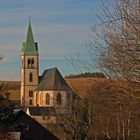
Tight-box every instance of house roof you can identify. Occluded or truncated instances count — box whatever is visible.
[27,106,56,116]
[36,67,71,91]
[22,19,38,55]
[6,109,59,140]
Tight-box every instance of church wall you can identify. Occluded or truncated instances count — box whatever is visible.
[33,90,72,109]
[33,91,55,107]
[24,69,38,85]
[54,91,67,108]
[54,91,73,114]
[21,85,36,106]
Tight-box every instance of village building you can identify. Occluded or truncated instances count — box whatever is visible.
[7,109,59,140]
[26,106,56,126]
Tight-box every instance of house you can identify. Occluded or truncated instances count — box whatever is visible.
[26,106,57,126]
[7,109,59,140]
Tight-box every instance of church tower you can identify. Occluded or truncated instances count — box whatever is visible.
[21,19,39,106]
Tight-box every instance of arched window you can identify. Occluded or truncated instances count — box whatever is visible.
[46,93,50,105]
[56,93,61,105]
[31,58,34,68]
[27,58,31,68]
[28,58,31,64]
[29,72,33,82]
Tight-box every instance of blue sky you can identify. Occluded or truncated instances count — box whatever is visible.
[0,0,100,80]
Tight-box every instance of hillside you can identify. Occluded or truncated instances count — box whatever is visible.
[0,77,107,99]
[65,77,107,98]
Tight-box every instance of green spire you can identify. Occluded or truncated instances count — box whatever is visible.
[22,18,38,55]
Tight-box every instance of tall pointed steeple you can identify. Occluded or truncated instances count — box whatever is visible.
[21,18,39,106]
[22,18,38,55]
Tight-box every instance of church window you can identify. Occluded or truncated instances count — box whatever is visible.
[29,90,33,97]
[46,93,50,105]
[29,72,33,82]
[27,58,31,68]
[29,99,33,105]
[31,58,34,68]
[56,93,62,105]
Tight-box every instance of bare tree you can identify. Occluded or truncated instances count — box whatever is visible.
[90,0,140,85]
[57,98,92,140]
[85,0,140,139]
[87,79,140,140]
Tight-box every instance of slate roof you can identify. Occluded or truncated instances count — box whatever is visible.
[28,106,56,116]
[22,20,38,55]
[36,67,71,91]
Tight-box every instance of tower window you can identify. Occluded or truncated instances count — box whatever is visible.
[29,72,33,82]
[56,93,62,105]
[28,58,31,68]
[28,58,31,64]
[29,90,33,97]
[46,93,50,105]
[31,58,34,68]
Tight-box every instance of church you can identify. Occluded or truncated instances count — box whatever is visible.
[20,20,73,114]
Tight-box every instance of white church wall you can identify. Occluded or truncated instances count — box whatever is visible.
[33,91,55,107]
[33,90,72,108]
